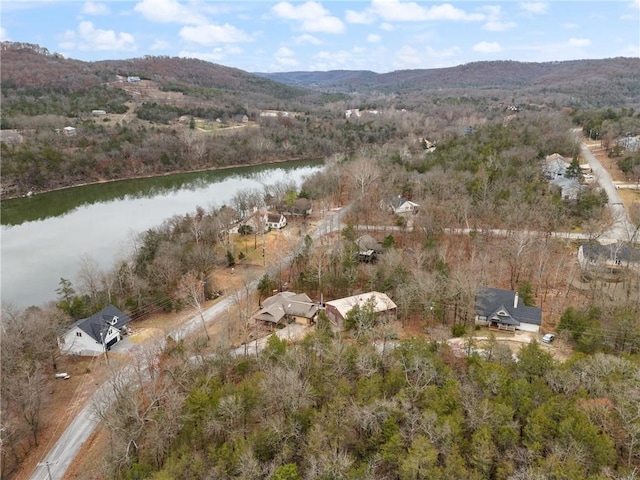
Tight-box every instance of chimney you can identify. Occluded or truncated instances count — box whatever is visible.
[513,292,519,309]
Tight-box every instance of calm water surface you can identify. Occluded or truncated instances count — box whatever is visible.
[1,160,323,308]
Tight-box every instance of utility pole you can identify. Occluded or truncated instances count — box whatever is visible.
[100,324,110,365]
[37,460,55,480]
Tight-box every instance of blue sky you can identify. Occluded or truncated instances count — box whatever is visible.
[1,1,639,73]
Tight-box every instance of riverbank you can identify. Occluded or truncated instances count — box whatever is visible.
[1,155,325,201]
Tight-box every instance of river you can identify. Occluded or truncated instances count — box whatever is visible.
[1,160,323,309]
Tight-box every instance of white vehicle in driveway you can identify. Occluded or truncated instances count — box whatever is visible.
[542,333,555,344]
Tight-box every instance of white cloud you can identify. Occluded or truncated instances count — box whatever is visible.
[394,45,422,68]
[380,22,395,31]
[0,27,8,41]
[478,6,516,31]
[311,49,352,69]
[519,2,548,15]
[367,34,381,43]
[179,45,243,62]
[274,46,299,66]
[58,21,136,51]
[82,2,109,15]
[473,41,502,53]
[369,0,485,22]
[483,21,516,31]
[272,1,344,33]
[568,37,591,47]
[134,0,205,25]
[180,24,252,46]
[294,34,323,45]
[345,9,376,24]
[631,0,640,9]
[305,16,344,33]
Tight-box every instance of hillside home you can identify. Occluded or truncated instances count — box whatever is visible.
[345,109,361,119]
[127,76,141,83]
[266,213,287,230]
[356,234,383,262]
[92,109,106,116]
[578,242,640,276]
[260,110,290,118]
[475,287,541,333]
[325,291,397,330]
[419,138,437,152]
[385,195,420,215]
[63,126,76,136]
[236,211,286,233]
[543,153,582,200]
[58,305,131,356]
[254,292,319,326]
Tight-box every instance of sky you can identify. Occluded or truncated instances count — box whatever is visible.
[1,0,639,73]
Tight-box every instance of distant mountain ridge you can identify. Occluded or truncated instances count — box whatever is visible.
[2,42,639,108]
[0,42,307,99]
[254,57,640,97]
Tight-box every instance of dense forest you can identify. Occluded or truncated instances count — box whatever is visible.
[2,43,640,480]
[91,330,640,480]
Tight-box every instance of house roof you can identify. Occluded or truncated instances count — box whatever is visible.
[67,305,131,342]
[256,292,317,323]
[580,242,640,264]
[254,303,286,324]
[475,288,541,326]
[267,213,285,224]
[326,291,397,319]
[388,195,419,209]
[356,235,383,253]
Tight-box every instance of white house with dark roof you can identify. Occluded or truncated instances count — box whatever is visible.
[266,213,286,230]
[386,195,420,215]
[58,305,132,356]
[475,287,541,333]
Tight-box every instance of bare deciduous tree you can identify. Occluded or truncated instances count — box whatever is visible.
[176,271,209,341]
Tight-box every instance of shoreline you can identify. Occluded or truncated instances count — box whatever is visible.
[1,156,325,201]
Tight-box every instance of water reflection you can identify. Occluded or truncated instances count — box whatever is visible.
[1,160,322,226]
[1,160,323,308]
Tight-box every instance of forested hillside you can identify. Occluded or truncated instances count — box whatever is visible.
[94,330,640,480]
[2,42,640,480]
[256,58,640,109]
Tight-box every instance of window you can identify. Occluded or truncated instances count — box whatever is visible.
[76,332,82,337]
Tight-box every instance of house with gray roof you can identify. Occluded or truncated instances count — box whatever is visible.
[578,242,640,276]
[254,292,318,326]
[543,153,582,200]
[475,287,541,333]
[58,305,132,356]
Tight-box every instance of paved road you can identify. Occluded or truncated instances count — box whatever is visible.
[30,206,350,480]
[31,140,636,479]
[580,142,637,242]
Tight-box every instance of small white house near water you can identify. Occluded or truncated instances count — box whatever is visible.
[58,305,132,356]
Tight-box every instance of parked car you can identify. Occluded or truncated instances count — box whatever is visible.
[542,333,555,344]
